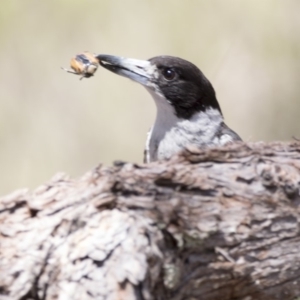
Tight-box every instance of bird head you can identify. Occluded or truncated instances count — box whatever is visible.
[96,55,222,120]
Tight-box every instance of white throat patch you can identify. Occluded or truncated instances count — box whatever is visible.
[144,87,224,162]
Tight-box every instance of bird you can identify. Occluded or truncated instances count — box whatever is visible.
[96,54,242,163]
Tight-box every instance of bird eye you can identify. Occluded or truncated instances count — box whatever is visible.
[162,68,176,81]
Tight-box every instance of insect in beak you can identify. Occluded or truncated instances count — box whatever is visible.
[61,52,100,80]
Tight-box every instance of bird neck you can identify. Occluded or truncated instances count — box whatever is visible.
[145,87,224,162]
[146,87,180,140]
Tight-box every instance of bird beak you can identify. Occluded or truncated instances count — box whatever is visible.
[96,54,153,86]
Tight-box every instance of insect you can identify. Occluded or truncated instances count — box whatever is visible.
[61,52,99,80]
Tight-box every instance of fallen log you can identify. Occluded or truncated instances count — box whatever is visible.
[1,142,300,300]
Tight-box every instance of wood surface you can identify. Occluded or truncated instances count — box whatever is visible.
[1,142,300,300]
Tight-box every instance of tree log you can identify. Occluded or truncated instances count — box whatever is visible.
[1,142,300,300]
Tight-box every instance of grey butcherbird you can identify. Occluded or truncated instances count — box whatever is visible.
[96,54,242,163]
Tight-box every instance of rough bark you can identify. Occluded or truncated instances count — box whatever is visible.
[1,142,300,300]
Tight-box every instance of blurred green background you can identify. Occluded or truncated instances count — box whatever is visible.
[0,0,299,195]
